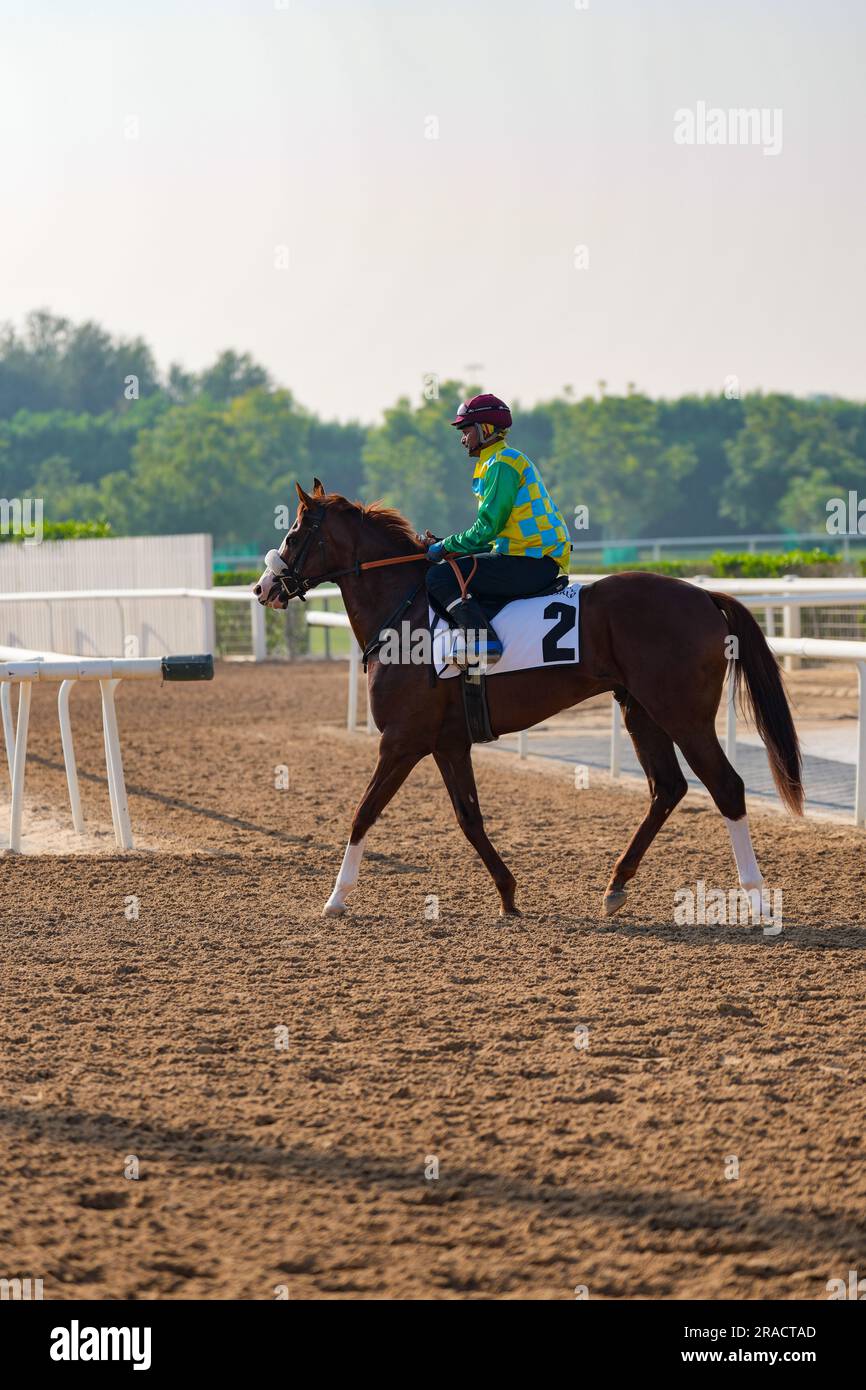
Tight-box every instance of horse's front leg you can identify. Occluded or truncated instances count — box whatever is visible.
[323,734,424,916]
[433,745,519,916]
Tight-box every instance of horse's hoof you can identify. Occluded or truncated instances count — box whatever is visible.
[602,889,628,917]
[500,905,521,918]
[322,900,347,917]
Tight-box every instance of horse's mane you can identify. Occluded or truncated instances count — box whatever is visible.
[360,499,423,549]
[306,492,424,552]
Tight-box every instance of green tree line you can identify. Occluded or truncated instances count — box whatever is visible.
[1,311,863,550]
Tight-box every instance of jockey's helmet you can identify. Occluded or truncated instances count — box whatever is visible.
[450,394,513,432]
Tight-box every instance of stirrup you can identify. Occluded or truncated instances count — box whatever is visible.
[448,629,503,671]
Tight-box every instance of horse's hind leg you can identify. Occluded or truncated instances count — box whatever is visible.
[433,745,519,916]
[673,727,765,894]
[603,699,688,917]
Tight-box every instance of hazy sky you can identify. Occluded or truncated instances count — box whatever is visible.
[2,0,863,421]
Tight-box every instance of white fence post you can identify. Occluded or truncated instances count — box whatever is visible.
[323,597,332,660]
[250,599,267,662]
[100,679,135,851]
[610,696,621,778]
[347,641,359,732]
[782,603,801,671]
[518,729,528,758]
[58,680,84,834]
[1,680,13,781]
[9,681,32,852]
[856,662,866,827]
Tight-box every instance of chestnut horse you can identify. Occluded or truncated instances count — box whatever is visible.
[256,482,802,919]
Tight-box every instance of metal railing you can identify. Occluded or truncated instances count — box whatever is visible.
[1,645,213,852]
[571,531,866,561]
[6,577,866,669]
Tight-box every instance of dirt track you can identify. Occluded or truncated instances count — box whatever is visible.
[1,662,864,1300]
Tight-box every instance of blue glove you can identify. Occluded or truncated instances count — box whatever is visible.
[426,540,446,562]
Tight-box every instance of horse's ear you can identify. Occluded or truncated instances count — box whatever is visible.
[312,477,325,496]
[295,481,312,507]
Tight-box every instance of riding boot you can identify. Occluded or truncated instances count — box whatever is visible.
[445,596,503,669]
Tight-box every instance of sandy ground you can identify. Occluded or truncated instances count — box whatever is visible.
[1,662,864,1301]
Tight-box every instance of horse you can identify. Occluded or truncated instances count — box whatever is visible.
[255,481,803,920]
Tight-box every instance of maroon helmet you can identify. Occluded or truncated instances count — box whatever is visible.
[450,393,512,431]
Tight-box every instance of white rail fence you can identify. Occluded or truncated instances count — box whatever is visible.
[3,578,866,828]
[570,530,866,561]
[1,645,213,852]
[4,575,866,668]
[216,531,866,569]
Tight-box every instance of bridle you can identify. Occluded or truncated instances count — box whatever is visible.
[264,502,426,603]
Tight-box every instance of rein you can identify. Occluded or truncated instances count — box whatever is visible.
[359,554,426,572]
[447,553,477,601]
[265,502,430,673]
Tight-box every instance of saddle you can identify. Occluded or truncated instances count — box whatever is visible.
[454,573,571,746]
[469,572,570,625]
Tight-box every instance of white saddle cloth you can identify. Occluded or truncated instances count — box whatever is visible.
[431,583,581,679]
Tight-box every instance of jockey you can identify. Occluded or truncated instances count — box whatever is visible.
[425,393,571,667]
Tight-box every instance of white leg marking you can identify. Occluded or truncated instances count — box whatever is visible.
[323,837,366,916]
[724,815,763,890]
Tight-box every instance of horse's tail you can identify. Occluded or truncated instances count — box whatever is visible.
[709,591,804,815]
